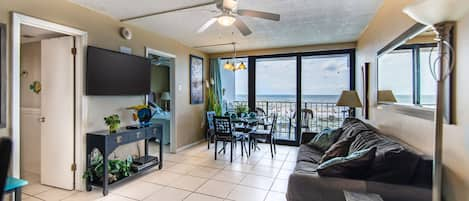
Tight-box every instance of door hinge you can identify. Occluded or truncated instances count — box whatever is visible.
[71,163,77,172]
[71,47,77,55]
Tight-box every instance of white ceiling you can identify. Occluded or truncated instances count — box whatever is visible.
[69,0,383,53]
[21,25,66,43]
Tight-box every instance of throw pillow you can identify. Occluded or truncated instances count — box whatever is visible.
[307,128,343,152]
[317,147,377,179]
[320,134,357,163]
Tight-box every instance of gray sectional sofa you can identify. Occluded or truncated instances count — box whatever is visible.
[286,118,432,201]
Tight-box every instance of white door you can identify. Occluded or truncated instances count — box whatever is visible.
[40,36,75,190]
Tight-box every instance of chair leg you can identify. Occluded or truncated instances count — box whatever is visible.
[214,137,217,160]
[207,132,211,150]
[273,137,277,154]
[270,140,274,158]
[223,141,226,154]
[241,139,244,157]
[230,139,234,163]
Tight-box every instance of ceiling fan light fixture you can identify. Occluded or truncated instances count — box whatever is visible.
[218,14,236,26]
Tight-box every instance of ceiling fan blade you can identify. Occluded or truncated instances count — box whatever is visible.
[197,18,217,33]
[237,9,280,21]
[234,18,252,36]
[121,1,217,22]
[193,42,234,48]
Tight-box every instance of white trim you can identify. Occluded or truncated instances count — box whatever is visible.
[175,139,205,152]
[12,13,88,191]
[145,47,177,153]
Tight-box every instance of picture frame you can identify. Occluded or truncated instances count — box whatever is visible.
[190,55,204,104]
[0,23,6,128]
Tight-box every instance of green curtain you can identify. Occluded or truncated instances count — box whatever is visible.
[209,58,223,113]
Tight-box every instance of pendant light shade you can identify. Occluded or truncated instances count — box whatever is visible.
[403,0,469,25]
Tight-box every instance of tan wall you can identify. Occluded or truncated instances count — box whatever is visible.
[209,42,356,58]
[356,0,469,200]
[0,0,208,149]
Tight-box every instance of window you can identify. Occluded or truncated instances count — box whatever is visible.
[220,57,248,108]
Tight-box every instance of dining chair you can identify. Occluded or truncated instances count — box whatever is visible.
[206,111,216,150]
[213,116,248,162]
[249,113,278,158]
[0,138,12,201]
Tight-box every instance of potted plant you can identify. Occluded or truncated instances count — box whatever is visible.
[235,104,249,117]
[206,79,222,116]
[104,114,120,133]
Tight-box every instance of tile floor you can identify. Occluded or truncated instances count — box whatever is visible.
[20,142,298,201]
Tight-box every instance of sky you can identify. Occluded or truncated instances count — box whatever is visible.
[231,55,350,96]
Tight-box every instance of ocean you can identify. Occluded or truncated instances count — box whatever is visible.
[235,94,436,104]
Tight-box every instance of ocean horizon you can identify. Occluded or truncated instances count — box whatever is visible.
[234,94,436,104]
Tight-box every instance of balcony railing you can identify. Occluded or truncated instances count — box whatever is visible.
[231,101,350,141]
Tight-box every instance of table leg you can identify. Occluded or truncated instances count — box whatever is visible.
[14,188,21,201]
[103,153,109,196]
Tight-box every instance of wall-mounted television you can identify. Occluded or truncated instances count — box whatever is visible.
[86,46,151,95]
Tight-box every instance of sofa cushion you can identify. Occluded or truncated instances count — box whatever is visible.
[317,147,376,179]
[320,134,356,163]
[307,128,343,152]
[349,132,421,184]
[294,160,320,175]
[297,145,323,164]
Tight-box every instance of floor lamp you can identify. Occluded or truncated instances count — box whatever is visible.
[403,1,469,201]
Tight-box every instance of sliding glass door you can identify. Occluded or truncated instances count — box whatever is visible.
[301,54,352,135]
[248,50,355,146]
[255,57,297,143]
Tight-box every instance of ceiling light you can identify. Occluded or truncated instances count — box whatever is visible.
[218,15,236,26]
[238,62,247,70]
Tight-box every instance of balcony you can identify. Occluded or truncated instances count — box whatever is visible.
[232,101,350,141]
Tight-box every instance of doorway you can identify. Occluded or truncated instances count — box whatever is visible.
[12,13,88,193]
[145,47,177,153]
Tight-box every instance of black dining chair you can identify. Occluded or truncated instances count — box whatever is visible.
[213,116,248,162]
[206,111,216,150]
[0,138,12,201]
[249,113,278,158]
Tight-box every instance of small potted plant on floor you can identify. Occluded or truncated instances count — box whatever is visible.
[104,114,120,133]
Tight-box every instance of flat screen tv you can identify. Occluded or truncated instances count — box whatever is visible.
[86,46,151,95]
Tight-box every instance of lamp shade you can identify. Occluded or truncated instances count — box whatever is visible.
[378,90,397,102]
[403,0,469,26]
[160,92,171,101]
[336,90,362,108]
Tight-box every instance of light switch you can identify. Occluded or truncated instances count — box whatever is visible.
[177,83,182,92]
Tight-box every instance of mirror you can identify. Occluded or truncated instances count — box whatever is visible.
[377,23,454,123]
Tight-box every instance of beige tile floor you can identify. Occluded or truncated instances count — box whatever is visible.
[20,142,298,201]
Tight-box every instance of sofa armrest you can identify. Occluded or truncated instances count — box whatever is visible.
[286,173,366,201]
[300,132,318,144]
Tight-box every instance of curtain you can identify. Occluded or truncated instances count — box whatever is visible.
[209,58,223,112]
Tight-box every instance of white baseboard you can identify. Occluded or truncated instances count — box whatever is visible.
[176,139,205,152]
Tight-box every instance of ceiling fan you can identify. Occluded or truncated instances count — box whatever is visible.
[120,0,280,36]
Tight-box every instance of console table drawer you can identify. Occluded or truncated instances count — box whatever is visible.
[128,131,145,142]
[109,134,128,145]
[146,126,161,138]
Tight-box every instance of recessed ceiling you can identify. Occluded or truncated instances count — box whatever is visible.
[69,0,383,53]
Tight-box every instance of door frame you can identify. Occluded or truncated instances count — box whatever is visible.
[145,47,177,153]
[12,13,88,190]
[248,49,356,146]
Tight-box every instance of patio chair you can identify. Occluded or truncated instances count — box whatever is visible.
[213,116,248,162]
[255,107,272,129]
[288,109,314,136]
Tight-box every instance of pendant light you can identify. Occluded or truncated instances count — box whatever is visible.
[223,42,247,72]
